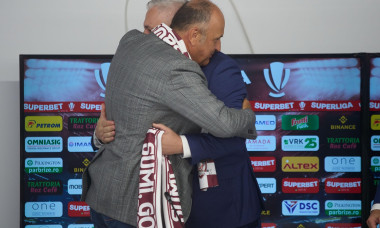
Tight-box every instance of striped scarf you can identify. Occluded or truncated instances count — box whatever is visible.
[137,128,184,228]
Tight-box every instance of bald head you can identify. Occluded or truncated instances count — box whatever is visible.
[171,0,225,66]
[143,0,186,34]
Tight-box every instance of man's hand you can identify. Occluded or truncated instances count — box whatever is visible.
[95,103,115,143]
[367,210,380,228]
[153,123,183,155]
[242,98,251,110]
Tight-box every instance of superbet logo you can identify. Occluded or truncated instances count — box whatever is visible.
[282,178,319,193]
[68,201,90,217]
[250,157,276,172]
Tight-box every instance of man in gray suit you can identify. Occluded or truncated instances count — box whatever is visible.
[82,1,257,227]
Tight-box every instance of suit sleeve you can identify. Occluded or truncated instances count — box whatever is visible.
[375,184,380,203]
[185,54,250,164]
[161,59,256,139]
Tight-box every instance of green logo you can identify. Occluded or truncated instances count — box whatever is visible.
[282,115,319,130]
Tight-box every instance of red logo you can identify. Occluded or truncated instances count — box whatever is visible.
[250,157,276,172]
[68,201,90,217]
[262,223,277,228]
[282,178,319,193]
[325,223,361,228]
[325,178,361,193]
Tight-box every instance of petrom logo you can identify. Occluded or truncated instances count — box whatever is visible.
[25,158,63,174]
[25,116,63,132]
[282,157,319,172]
[325,200,361,216]
[282,136,319,151]
[282,115,319,130]
[371,114,380,130]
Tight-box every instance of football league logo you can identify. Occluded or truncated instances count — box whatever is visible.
[264,62,290,98]
[94,62,111,97]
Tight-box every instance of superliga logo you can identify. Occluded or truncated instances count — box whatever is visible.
[263,62,290,98]
[94,62,110,97]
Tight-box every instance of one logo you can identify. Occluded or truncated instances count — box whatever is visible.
[25,201,63,218]
[246,136,276,151]
[282,157,319,172]
[257,178,276,194]
[324,156,361,172]
[263,62,290,98]
[282,136,319,151]
[68,201,91,217]
[325,200,361,216]
[282,200,319,216]
[94,62,111,97]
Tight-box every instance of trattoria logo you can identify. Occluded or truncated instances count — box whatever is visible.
[25,116,63,132]
[282,157,319,172]
[327,137,359,150]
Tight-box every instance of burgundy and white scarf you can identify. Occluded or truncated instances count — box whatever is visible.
[152,24,218,192]
[137,128,184,228]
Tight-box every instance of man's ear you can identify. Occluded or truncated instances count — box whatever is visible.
[187,27,202,46]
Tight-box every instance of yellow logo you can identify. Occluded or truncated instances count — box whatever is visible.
[282,156,319,172]
[25,116,63,132]
[371,115,380,130]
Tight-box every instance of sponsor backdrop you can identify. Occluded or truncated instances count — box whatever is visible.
[20,54,378,228]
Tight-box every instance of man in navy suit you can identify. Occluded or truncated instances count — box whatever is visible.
[91,1,264,227]
[367,184,380,228]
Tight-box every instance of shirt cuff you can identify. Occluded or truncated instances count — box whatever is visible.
[93,131,103,149]
[180,135,192,158]
[372,203,380,211]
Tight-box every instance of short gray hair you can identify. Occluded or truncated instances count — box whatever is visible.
[147,0,187,10]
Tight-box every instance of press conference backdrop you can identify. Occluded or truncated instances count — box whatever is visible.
[20,54,379,228]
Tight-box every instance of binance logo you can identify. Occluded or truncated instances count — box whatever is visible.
[82,158,91,167]
[339,116,348,124]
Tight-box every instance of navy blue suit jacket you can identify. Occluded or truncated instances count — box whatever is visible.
[375,184,380,204]
[185,51,264,228]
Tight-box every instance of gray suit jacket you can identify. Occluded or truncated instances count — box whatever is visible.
[81,29,257,226]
